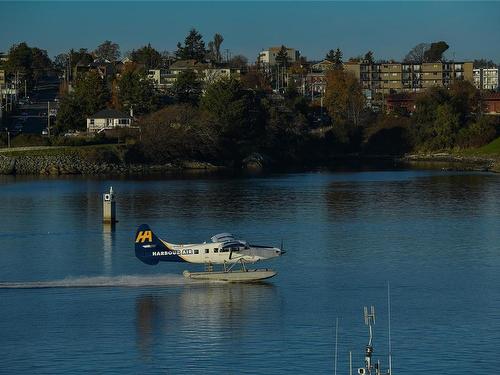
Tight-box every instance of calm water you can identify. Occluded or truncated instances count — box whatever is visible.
[0,170,499,374]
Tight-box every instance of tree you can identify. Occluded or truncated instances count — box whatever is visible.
[138,104,205,163]
[56,71,110,132]
[53,53,68,72]
[240,68,271,92]
[325,49,336,62]
[213,33,224,63]
[423,41,449,62]
[171,70,202,105]
[200,77,260,159]
[427,103,460,149]
[70,48,93,66]
[94,40,120,61]
[5,42,52,87]
[324,69,365,126]
[228,55,248,68]
[116,70,157,115]
[334,48,343,69]
[176,28,206,61]
[473,59,496,68]
[275,45,290,68]
[130,44,161,69]
[364,51,374,64]
[31,47,52,82]
[403,43,430,63]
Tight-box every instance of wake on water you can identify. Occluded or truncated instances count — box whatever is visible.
[0,274,210,289]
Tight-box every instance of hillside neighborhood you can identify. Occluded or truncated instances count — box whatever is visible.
[0,31,499,167]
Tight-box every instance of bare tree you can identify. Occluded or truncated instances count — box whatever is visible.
[403,43,430,63]
[213,33,224,63]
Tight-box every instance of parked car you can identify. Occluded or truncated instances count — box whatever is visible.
[41,128,49,136]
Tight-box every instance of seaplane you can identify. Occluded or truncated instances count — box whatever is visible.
[134,224,285,282]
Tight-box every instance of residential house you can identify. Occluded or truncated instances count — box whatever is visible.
[74,58,115,81]
[483,93,500,114]
[311,60,334,72]
[87,109,133,133]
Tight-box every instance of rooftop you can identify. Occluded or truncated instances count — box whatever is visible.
[88,109,132,119]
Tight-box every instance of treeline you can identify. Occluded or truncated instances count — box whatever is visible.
[2,33,499,166]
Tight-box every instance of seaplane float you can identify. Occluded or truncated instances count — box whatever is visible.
[134,224,285,282]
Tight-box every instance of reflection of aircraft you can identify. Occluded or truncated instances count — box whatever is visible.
[134,224,284,281]
[136,283,279,359]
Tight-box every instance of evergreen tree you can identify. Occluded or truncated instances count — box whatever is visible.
[176,28,206,61]
[130,44,161,69]
[116,70,157,115]
[275,45,290,68]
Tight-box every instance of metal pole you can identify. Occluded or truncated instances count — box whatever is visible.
[47,101,50,136]
[24,80,27,98]
[334,317,338,375]
[349,351,352,375]
[388,282,392,375]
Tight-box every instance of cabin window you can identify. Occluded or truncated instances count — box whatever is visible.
[194,250,199,254]
[214,248,218,253]
[205,249,209,254]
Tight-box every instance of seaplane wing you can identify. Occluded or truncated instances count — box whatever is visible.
[134,224,284,266]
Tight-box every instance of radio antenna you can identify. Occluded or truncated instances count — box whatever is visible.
[388,282,392,375]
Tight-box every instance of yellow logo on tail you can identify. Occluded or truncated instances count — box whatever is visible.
[136,231,153,243]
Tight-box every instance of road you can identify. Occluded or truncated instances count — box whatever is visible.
[6,75,60,135]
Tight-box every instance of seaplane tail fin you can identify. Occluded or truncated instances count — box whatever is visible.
[134,224,164,265]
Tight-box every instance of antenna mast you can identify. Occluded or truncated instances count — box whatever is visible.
[388,283,392,375]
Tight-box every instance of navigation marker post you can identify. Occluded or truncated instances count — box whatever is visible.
[103,186,117,224]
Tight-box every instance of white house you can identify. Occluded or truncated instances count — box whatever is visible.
[87,109,133,133]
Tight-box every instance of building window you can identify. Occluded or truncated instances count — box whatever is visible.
[214,248,218,253]
[194,250,199,254]
[89,119,94,125]
[205,249,209,253]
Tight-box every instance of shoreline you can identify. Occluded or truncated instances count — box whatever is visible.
[1,146,500,175]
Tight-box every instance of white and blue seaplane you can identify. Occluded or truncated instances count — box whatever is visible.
[134,224,285,282]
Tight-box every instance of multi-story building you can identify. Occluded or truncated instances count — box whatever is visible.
[258,47,300,66]
[0,69,5,86]
[147,60,242,90]
[473,68,499,91]
[345,60,474,98]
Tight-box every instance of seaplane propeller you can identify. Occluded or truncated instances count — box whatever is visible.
[280,239,286,255]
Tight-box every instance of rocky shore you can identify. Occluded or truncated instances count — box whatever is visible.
[0,154,222,175]
[401,153,500,173]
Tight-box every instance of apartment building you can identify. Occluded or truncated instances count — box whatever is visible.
[345,60,474,97]
[473,68,499,91]
[258,47,300,66]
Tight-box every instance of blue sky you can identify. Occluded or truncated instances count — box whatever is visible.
[1,1,499,62]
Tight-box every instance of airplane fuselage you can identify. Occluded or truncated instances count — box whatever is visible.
[135,225,283,265]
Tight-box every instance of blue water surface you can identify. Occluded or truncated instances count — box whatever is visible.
[0,170,499,374]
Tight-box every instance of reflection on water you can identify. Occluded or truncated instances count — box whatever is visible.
[136,283,279,360]
[0,170,499,374]
[102,223,115,274]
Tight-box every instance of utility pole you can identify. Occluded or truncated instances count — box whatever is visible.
[24,80,27,98]
[47,101,50,136]
[5,128,10,148]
